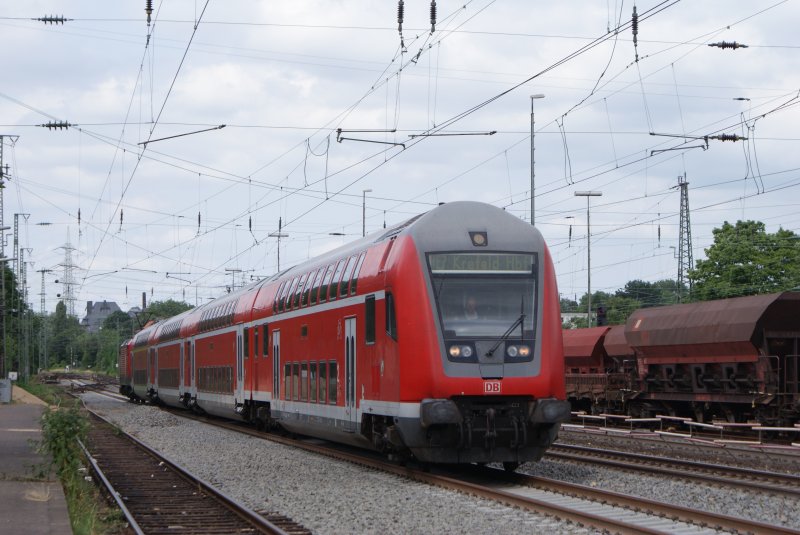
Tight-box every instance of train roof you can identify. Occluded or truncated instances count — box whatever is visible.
[275,201,545,279]
[625,291,800,351]
[562,327,609,358]
[405,201,546,253]
[603,324,634,357]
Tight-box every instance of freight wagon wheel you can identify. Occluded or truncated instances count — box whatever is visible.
[503,462,519,472]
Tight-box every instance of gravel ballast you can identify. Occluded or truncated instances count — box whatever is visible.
[84,394,798,533]
[85,395,586,535]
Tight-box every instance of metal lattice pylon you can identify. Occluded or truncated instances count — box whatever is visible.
[59,236,78,317]
[676,175,693,299]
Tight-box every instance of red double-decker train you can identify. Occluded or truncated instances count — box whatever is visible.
[119,201,569,467]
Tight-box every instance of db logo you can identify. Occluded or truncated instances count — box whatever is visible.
[483,381,501,394]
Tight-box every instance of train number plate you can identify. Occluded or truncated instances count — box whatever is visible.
[483,381,501,394]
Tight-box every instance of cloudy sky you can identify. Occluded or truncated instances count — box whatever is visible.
[2,0,799,316]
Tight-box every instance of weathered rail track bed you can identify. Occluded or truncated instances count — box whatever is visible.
[81,392,588,534]
[80,390,800,534]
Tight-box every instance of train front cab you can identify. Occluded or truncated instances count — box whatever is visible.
[378,202,570,466]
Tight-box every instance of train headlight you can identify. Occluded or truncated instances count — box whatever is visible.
[449,345,474,358]
[506,345,530,358]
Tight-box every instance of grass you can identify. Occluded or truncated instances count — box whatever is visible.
[23,380,129,534]
[17,379,61,405]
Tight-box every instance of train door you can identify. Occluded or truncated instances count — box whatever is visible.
[272,329,281,400]
[179,342,185,395]
[183,341,191,393]
[148,348,156,389]
[345,317,357,430]
[236,326,244,404]
[189,338,196,399]
[252,326,259,395]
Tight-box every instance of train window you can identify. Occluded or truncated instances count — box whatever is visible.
[289,276,303,310]
[262,324,269,357]
[300,362,308,401]
[243,327,250,359]
[301,272,313,307]
[292,362,300,401]
[295,273,309,308]
[253,328,259,358]
[273,280,286,312]
[309,267,325,305]
[329,260,346,300]
[319,361,328,404]
[350,252,366,295]
[319,264,335,302]
[284,363,291,400]
[300,324,308,338]
[365,295,376,344]
[339,256,356,297]
[328,361,338,404]
[278,280,292,312]
[386,292,397,340]
[285,277,300,310]
[310,362,318,403]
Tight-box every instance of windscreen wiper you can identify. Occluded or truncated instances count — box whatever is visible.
[485,313,525,357]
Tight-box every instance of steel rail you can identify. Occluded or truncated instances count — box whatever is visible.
[161,406,799,534]
[548,443,800,497]
[76,404,302,535]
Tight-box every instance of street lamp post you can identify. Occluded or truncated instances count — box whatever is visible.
[574,191,602,327]
[530,94,545,226]
[362,189,372,237]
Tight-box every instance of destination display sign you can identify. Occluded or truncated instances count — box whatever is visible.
[428,253,534,273]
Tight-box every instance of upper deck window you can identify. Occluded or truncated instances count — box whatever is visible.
[329,260,346,301]
[339,256,357,297]
[319,264,335,302]
[350,252,367,295]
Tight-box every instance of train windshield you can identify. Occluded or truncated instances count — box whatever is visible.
[428,253,537,338]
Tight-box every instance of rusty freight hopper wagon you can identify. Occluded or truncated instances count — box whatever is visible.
[564,325,633,413]
[624,292,800,424]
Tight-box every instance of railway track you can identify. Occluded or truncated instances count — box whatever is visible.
[70,383,799,533]
[80,411,310,535]
[547,443,800,498]
[152,405,798,535]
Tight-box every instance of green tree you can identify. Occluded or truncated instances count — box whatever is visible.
[616,279,685,307]
[688,221,800,300]
[47,301,84,368]
[146,299,193,320]
[102,310,134,335]
[1,264,39,376]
